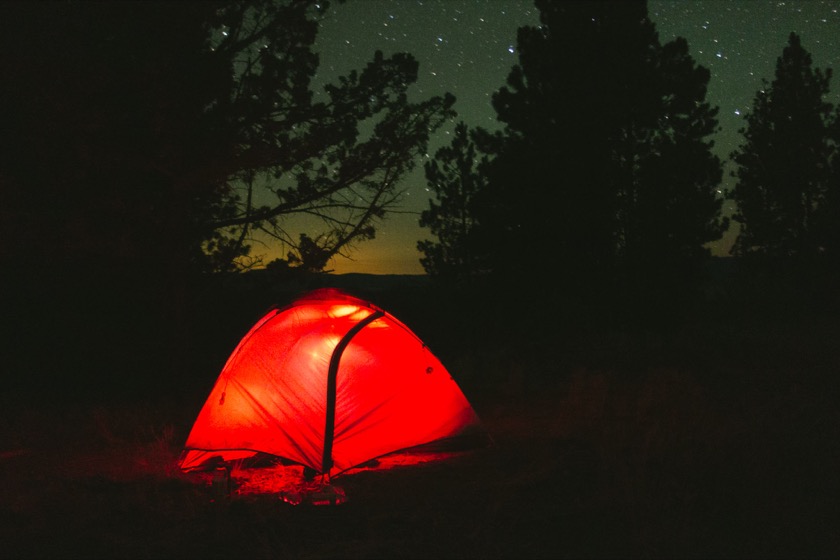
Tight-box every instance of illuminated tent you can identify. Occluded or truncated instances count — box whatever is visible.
[179,288,485,477]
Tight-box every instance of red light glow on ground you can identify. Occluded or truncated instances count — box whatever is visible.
[190,449,467,504]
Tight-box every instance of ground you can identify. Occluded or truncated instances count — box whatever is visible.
[1,363,837,559]
[2,270,839,558]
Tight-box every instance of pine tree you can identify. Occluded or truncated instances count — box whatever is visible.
[418,122,487,280]
[618,37,726,274]
[823,107,840,264]
[473,0,726,292]
[729,32,834,260]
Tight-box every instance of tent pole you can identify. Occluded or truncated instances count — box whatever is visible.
[322,310,384,474]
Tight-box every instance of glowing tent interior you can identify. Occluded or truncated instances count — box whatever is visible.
[178,288,487,478]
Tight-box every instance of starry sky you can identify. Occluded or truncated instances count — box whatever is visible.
[291,0,840,275]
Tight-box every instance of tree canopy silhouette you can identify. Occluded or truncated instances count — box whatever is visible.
[728,32,836,262]
[825,105,840,264]
[418,122,488,281]
[0,0,455,391]
[469,0,726,292]
[0,0,455,274]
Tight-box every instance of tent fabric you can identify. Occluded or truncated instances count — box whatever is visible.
[178,288,483,476]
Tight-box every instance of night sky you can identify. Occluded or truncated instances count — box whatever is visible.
[296,0,840,275]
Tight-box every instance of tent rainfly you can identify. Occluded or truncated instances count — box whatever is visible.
[178,288,486,477]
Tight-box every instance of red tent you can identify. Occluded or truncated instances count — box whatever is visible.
[179,288,485,477]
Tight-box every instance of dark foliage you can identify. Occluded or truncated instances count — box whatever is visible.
[825,104,840,262]
[418,122,488,281]
[1,1,228,268]
[729,32,837,263]
[0,0,456,390]
[0,0,454,275]
[467,0,726,300]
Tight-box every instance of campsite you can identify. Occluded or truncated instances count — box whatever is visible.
[3,1,840,557]
[1,264,838,559]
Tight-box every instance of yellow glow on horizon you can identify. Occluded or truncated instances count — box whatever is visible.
[327,251,426,275]
[245,213,428,275]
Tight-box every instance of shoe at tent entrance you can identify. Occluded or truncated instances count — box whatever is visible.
[177,287,492,505]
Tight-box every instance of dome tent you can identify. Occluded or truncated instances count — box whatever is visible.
[179,288,486,477]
